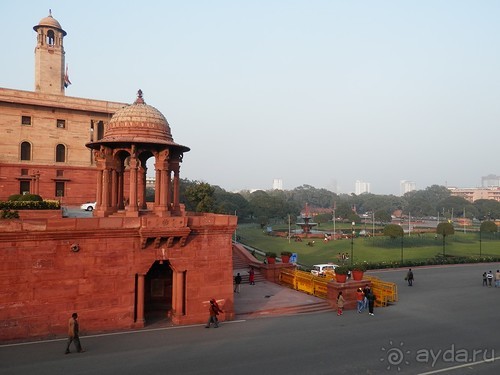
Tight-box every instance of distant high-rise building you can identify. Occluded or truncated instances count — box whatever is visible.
[355,180,370,195]
[273,178,283,190]
[400,180,416,195]
[481,174,500,188]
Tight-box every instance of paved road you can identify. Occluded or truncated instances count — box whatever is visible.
[1,264,499,374]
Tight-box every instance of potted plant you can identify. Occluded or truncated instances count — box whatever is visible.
[351,263,367,281]
[265,251,277,264]
[334,265,349,283]
[280,251,292,263]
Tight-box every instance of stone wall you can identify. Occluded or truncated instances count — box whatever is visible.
[0,213,236,342]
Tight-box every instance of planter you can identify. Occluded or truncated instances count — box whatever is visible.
[266,257,276,264]
[335,274,347,283]
[352,270,364,281]
[281,255,290,263]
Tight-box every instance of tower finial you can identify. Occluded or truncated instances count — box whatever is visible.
[49,9,52,17]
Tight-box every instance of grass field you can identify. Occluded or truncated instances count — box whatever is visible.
[236,223,500,267]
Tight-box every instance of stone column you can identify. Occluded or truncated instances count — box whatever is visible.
[136,274,145,326]
[138,165,146,210]
[171,270,185,318]
[96,169,103,207]
[127,156,139,215]
[111,169,118,209]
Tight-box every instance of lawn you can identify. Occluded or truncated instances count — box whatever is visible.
[235,223,500,267]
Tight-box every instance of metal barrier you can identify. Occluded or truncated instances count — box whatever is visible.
[280,269,398,307]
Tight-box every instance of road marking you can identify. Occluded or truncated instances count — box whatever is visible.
[417,355,499,374]
[0,320,247,348]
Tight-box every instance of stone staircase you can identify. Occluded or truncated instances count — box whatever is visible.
[232,247,266,284]
[232,244,333,318]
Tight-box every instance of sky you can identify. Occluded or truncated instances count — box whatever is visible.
[1,1,499,195]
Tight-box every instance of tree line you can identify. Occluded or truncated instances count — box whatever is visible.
[146,181,500,225]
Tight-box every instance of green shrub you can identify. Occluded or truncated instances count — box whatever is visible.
[334,265,349,275]
[8,194,23,201]
[0,200,60,210]
[19,194,43,202]
[265,251,277,258]
[1,209,20,219]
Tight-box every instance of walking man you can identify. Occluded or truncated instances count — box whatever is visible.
[205,299,223,328]
[406,268,414,286]
[487,271,494,287]
[65,312,84,354]
[234,273,242,293]
[495,270,500,288]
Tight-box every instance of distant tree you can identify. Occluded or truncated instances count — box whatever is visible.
[383,224,404,239]
[480,220,497,233]
[473,199,500,220]
[184,181,216,213]
[436,222,455,256]
[374,210,392,223]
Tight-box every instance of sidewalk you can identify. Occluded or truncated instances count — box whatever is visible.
[233,280,331,319]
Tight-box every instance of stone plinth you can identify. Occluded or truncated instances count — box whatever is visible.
[327,279,372,310]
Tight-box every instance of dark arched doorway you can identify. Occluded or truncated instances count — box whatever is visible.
[144,261,173,324]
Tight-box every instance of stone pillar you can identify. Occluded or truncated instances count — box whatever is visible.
[154,167,161,206]
[127,155,139,215]
[96,169,103,207]
[171,270,185,318]
[138,165,146,210]
[117,168,124,209]
[172,167,180,212]
[327,279,372,311]
[136,274,145,327]
[111,169,118,209]
[102,169,110,209]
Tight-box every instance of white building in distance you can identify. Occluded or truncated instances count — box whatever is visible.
[273,178,283,190]
[400,180,416,195]
[355,180,370,195]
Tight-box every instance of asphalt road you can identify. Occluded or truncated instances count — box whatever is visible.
[1,264,499,374]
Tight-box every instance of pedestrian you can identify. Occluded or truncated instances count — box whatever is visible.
[486,271,494,287]
[205,298,223,328]
[337,291,345,316]
[65,312,84,354]
[367,291,376,316]
[248,267,255,285]
[363,285,370,310]
[495,270,500,288]
[406,268,414,286]
[482,272,488,286]
[356,288,364,313]
[234,273,242,293]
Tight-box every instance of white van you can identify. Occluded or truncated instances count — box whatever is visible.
[311,263,339,276]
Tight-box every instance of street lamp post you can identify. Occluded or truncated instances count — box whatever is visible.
[350,221,355,265]
[479,227,482,257]
[401,231,404,264]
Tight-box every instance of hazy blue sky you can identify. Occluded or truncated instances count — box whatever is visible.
[2,1,499,195]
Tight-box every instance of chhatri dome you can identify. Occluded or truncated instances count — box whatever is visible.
[89,90,189,152]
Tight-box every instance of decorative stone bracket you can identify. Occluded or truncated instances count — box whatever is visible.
[139,228,191,249]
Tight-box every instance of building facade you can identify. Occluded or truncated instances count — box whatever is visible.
[0,12,125,205]
[0,13,237,343]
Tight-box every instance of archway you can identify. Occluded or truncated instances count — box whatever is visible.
[144,261,173,324]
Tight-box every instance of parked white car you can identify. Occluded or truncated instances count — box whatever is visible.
[311,263,339,277]
[80,202,96,211]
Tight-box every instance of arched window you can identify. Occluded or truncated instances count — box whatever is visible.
[47,30,55,46]
[20,142,31,161]
[56,144,66,162]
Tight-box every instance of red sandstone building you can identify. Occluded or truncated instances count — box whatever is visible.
[0,13,237,342]
[0,12,125,205]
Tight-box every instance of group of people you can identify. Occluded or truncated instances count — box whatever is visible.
[337,286,376,316]
[337,252,350,262]
[482,270,500,287]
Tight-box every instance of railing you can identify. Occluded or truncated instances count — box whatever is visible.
[280,270,398,307]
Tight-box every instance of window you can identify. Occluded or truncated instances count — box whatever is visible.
[20,181,30,195]
[55,182,65,197]
[47,30,55,46]
[20,142,31,161]
[57,119,66,129]
[56,144,66,163]
[97,121,104,140]
[21,116,32,126]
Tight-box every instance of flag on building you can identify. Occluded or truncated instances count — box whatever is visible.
[64,64,72,88]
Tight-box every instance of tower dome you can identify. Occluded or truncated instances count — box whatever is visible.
[33,10,67,36]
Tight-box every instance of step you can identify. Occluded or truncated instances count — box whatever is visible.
[236,301,332,319]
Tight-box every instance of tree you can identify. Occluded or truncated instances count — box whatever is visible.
[480,220,497,234]
[436,222,455,256]
[374,210,392,223]
[184,181,216,213]
[474,199,500,220]
[383,224,404,239]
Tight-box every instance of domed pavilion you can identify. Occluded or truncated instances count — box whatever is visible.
[86,90,190,217]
